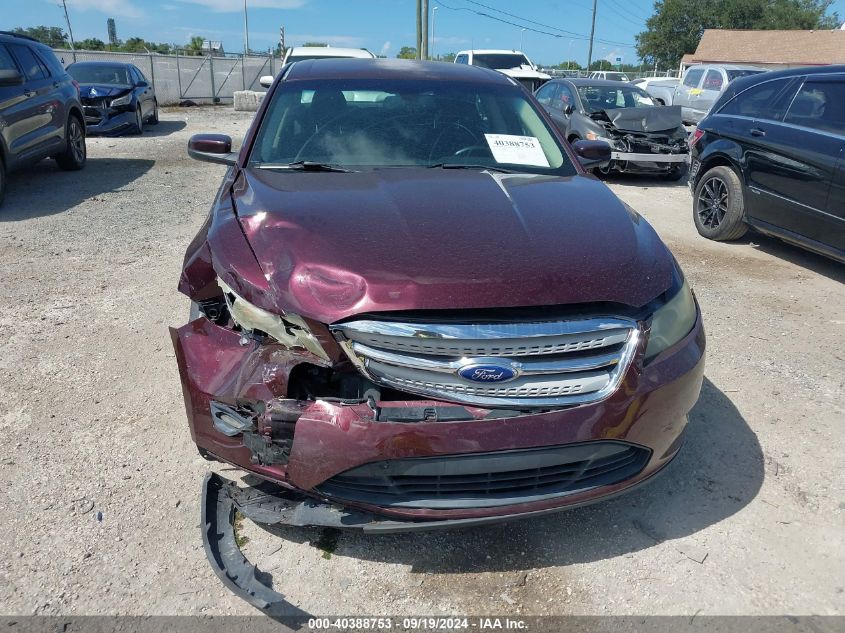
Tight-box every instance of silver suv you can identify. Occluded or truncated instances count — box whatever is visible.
[673,64,763,124]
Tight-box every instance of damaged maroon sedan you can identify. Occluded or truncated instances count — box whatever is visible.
[172,59,704,612]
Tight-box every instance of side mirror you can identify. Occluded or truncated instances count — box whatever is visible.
[572,140,611,169]
[564,104,574,116]
[188,134,237,166]
[259,75,274,88]
[136,80,149,88]
[0,69,23,86]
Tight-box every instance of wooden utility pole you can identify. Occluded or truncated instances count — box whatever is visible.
[587,0,597,70]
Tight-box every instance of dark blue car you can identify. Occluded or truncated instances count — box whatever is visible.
[67,61,158,136]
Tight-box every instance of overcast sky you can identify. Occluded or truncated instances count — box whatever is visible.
[9,0,845,66]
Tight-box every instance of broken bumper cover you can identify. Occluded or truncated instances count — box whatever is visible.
[82,106,136,135]
[173,310,705,522]
[201,461,671,615]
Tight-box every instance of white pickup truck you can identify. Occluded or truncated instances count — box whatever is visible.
[454,49,551,92]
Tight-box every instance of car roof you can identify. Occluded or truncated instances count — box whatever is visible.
[284,58,515,85]
[287,46,374,58]
[457,49,527,55]
[716,63,845,104]
[690,64,763,71]
[554,78,639,87]
[67,61,136,68]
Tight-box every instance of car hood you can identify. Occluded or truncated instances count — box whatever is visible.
[594,105,683,133]
[79,84,132,99]
[231,168,674,323]
[498,68,552,80]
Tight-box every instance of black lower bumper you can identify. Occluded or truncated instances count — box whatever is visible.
[201,462,671,614]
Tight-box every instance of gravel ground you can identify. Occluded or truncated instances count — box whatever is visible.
[0,106,842,618]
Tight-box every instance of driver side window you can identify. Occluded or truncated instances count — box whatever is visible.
[556,84,575,110]
[536,82,558,106]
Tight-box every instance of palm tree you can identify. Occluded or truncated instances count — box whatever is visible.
[186,36,205,56]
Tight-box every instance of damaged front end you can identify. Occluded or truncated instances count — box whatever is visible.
[589,105,689,176]
[79,85,137,135]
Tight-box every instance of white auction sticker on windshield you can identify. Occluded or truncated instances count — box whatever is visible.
[484,134,550,167]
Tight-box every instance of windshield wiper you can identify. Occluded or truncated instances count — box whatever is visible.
[256,161,353,172]
[428,163,519,174]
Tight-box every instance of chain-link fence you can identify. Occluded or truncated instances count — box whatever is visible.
[52,49,277,105]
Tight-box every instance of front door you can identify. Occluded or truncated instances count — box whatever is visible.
[736,77,845,244]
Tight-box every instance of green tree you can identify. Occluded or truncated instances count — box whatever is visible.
[550,60,582,70]
[436,52,456,62]
[396,46,417,59]
[13,26,67,48]
[589,60,614,71]
[186,35,205,56]
[636,0,841,69]
[122,36,148,52]
[78,37,106,51]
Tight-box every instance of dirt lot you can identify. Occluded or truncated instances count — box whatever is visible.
[0,107,842,618]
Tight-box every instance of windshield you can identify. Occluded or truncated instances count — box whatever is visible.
[577,85,656,112]
[67,64,132,85]
[604,72,630,81]
[727,69,764,81]
[472,54,532,70]
[250,78,575,175]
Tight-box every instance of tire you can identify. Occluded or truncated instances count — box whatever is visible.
[663,162,688,182]
[692,165,748,241]
[134,105,143,134]
[55,115,87,171]
[148,100,159,125]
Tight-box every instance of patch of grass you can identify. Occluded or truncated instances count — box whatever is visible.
[233,509,250,548]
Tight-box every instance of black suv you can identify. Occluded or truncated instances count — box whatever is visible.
[0,32,86,205]
[689,65,844,263]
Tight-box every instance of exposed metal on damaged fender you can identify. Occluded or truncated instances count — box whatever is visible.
[201,472,309,622]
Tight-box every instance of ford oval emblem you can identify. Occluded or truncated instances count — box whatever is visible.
[457,363,517,383]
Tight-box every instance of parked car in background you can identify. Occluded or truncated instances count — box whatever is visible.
[536,78,689,179]
[674,64,764,124]
[589,70,630,81]
[455,49,551,92]
[177,59,704,610]
[689,65,845,262]
[282,46,375,65]
[0,31,86,205]
[260,46,376,87]
[67,61,158,135]
[631,76,680,105]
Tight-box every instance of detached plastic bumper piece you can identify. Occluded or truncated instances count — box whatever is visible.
[201,472,310,619]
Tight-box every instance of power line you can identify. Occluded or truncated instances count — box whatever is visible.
[437,0,636,47]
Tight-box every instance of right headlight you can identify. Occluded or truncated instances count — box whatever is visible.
[644,280,698,361]
[110,93,132,108]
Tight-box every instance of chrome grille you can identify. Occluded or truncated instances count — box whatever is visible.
[332,317,640,408]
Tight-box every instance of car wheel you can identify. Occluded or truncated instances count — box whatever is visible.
[55,115,87,171]
[693,165,748,241]
[663,162,688,182]
[148,100,159,125]
[134,105,144,134]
